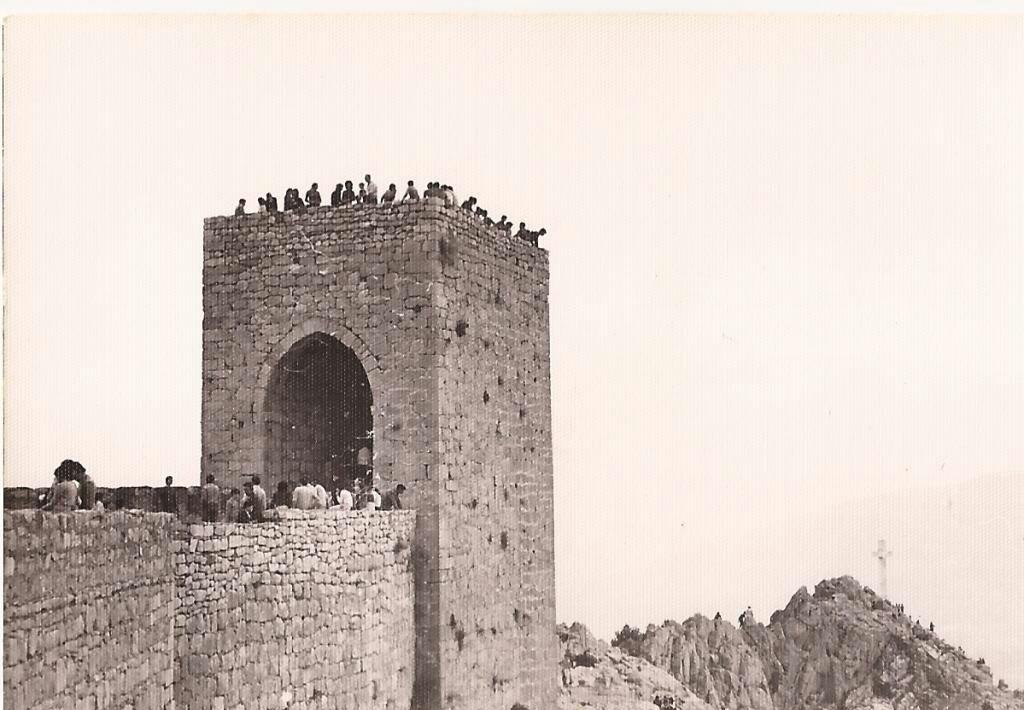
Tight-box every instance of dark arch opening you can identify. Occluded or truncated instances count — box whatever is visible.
[262,332,373,495]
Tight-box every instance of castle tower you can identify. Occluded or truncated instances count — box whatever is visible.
[202,199,557,710]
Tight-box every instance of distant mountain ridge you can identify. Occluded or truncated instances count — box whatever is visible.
[559,576,1022,710]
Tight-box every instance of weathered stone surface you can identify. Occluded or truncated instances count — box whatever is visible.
[201,201,557,710]
[3,510,178,710]
[174,509,416,710]
[615,577,1024,710]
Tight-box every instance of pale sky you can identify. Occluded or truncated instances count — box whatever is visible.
[3,13,1022,687]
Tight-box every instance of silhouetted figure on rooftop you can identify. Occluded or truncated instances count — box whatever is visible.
[443,185,456,205]
[497,216,511,231]
[358,183,366,203]
[234,199,246,216]
[342,181,356,205]
[266,192,278,212]
[305,183,321,207]
[461,196,477,211]
[158,475,175,513]
[381,183,397,203]
[534,228,547,246]
[257,197,267,213]
[403,181,419,202]
[514,222,529,241]
[331,183,343,207]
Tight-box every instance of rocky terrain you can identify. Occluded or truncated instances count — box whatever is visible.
[560,576,1022,710]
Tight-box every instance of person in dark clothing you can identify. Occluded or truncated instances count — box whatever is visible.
[381,183,397,203]
[461,196,477,211]
[534,228,547,246]
[514,222,529,241]
[271,480,290,509]
[341,181,356,205]
[158,475,176,513]
[380,484,406,511]
[234,199,246,216]
[266,192,278,212]
[305,183,321,207]
[497,216,510,232]
[714,611,722,621]
[331,183,343,207]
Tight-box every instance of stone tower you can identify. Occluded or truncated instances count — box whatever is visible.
[202,199,557,710]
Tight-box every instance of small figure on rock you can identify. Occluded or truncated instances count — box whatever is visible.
[714,611,722,621]
[364,174,378,204]
[381,183,397,203]
[929,621,935,632]
[201,474,221,522]
[461,196,477,211]
[305,183,321,207]
[535,227,547,246]
[402,180,420,203]
[381,483,407,511]
[739,606,754,627]
[234,198,246,216]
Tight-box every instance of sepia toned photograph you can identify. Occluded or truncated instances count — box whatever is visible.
[2,8,1022,710]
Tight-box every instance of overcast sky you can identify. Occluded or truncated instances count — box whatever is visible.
[3,13,1022,686]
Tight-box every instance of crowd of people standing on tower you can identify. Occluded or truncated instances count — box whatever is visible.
[232,174,547,247]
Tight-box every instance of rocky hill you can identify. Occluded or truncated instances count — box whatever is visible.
[560,576,1023,710]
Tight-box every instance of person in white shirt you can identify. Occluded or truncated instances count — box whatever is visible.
[364,174,378,204]
[291,481,315,510]
[313,482,328,510]
[333,485,354,511]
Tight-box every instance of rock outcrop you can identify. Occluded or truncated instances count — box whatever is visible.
[562,577,1023,710]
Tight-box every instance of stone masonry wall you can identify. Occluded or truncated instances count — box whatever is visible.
[203,202,446,707]
[203,201,557,710]
[434,217,559,710]
[3,510,179,710]
[174,509,416,710]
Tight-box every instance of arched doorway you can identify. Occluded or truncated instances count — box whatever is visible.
[262,332,373,495]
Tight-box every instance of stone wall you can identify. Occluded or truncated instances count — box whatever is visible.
[202,200,557,710]
[174,509,416,710]
[434,214,559,710]
[3,510,179,710]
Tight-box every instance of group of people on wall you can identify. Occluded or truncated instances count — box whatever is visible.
[33,460,406,524]
[197,472,406,524]
[37,459,104,512]
[231,174,548,247]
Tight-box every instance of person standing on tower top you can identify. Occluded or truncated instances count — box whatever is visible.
[341,181,356,205]
[305,183,321,207]
[331,183,343,207]
[234,198,246,216]
[201,474,221,522]
[364,174,378,204]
